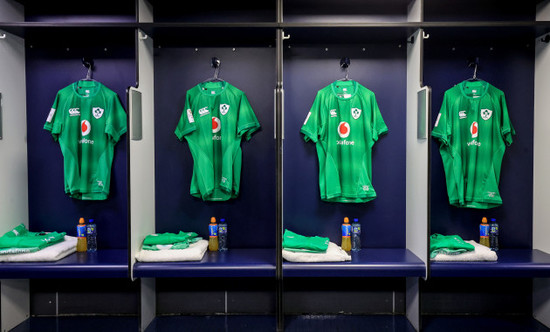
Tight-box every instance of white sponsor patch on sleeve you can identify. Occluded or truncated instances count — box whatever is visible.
[434,113,441,127]
[187,109,195,123]
[46,108,56,123]
[303,112,312,125]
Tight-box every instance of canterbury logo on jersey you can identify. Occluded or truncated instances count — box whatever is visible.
[69,108,80,116]
[459,110,467,119]
[199,107,210,117]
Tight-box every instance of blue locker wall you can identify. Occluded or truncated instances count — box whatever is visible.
[426,38,534,248]
[26,44,135,250]
[154,47,277,248]
[283,44,407,248]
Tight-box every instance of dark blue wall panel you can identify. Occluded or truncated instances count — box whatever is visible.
[154,47,276,248]
[425,39,534,248]
[283,45,407,248]
[26,46,134,250]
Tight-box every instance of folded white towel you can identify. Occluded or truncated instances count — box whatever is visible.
[432,240,498,262]
[0,236,77,262]
[283,242,351,263]
[135,239,209,262]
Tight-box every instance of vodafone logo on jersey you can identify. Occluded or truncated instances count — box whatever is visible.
[81,120,91,136]
[212,117,221,133]
[338,121,350,138]
[470,121,478,138]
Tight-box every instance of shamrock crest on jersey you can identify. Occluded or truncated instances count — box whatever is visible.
[481,108,492,120]
[220,104,230,115]
[351,108,361,120]
[92,107,104,119]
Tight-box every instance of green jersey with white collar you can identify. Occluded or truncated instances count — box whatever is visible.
[301,80,388,203]
[432,80,515,209]
[175,81,260,201]
[44,81,127,200]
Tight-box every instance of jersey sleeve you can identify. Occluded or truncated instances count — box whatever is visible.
[43,93,63,141]
[370,93,388,142]
[300,91,322,143]
[432,91,451,145]
[105,94,128,143]
[499,93,515,146]
[175,92,197,140]
[237,92,260,141]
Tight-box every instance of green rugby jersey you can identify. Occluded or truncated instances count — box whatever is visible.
[432,80,515,209]
[301,80,388,203]
[175,81,260,201]
[44,81,127,200]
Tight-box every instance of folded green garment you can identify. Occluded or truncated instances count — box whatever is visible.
[142,231,201,251]
[143,231,199,245]
[282,229,329,253]
[0,223,66,255]
[430,233,475,259]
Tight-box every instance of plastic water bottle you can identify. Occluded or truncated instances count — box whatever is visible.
[76,217,87,252]
[341,217,351,252]
[208,217,218,251]
[480,217,490,247]
[489,218,499,251]
[218,218,227,251]
[351,218,361,252]
[86,219,97,252]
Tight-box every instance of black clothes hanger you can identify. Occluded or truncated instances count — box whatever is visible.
[203,57,224,83]
[338,57,351,81]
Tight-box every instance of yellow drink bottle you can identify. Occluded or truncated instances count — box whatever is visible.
[208,217,219,251]
[341,217,351,252]
[480,217,490,247]
[76,217,87,252]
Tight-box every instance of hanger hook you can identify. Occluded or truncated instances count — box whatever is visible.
[211,57,221,79]
[82,57,94,80]
[340,57,350,80]
[467,57,480,80]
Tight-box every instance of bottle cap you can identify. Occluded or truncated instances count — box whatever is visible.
[79,217,85,224]
[89,219,94,223]
[491,218,496,222]
[344,217,349,224]
[220,218,226,223]
[482,217,487,224]
[211,217,216,224]
[353,218,359,223]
